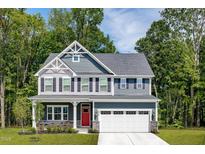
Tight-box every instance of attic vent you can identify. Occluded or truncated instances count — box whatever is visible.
[72,55,80,62]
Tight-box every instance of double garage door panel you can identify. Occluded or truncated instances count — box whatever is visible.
[100,114,150,133]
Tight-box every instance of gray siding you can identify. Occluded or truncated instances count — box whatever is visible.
[114,78,150,95]
[61,53,110,75]
[95,102,155,109]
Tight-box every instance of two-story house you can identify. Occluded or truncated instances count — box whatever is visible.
[29,41,159,133]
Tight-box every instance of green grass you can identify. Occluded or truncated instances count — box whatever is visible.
[157,128,205,145]
[0,128,98,145]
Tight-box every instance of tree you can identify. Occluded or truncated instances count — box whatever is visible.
[13,96,31,131]
[136,19,197,127]
[161,9,205,126]
[48,8,116,53]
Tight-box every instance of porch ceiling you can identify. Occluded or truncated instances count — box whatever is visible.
[28,95,159,103]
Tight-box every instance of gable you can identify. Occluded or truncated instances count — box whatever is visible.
[35,57,76,76]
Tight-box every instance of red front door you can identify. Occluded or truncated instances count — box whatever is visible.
[81,106,90,126]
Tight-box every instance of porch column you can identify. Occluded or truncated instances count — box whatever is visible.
[155,102,158,121]
[92,101,95,121]
[73,102,78,129]
[32,101,37,129]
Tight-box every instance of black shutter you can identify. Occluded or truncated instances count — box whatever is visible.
[134,79,137,89]
[96,78,99,92]
[53,78,56,92]
[126,78,129,89]
[118,79,120,89]
[89,78,93,92]
[71,78,75,92]
[59,77,62,92]
[108,78,111,92]
[143,78,145,89]
[77,78,81,92]
[41,77,44,92]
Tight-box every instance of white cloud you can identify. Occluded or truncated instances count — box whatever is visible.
[100,8,162,53]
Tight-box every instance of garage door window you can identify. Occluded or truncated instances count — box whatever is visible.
[138,111,149,114]
[113,111,124,114]
[101,111,111,115]
[126,111,136,115]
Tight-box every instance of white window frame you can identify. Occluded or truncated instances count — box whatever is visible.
[81,78,89,92]
[47,105,69,121]
[99,78,108,92]
[120,78,127,89]
[137,78,143,89]
[72,55,80,62]
[62,77,71,92]
[44,77,53,92]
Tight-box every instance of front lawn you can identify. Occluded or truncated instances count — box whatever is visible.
[157,128,205,145]
[0,128,98,145]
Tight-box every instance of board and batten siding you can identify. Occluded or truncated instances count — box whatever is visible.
[114,78,150,95]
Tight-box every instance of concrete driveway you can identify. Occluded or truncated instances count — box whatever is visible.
[98,133,168,145]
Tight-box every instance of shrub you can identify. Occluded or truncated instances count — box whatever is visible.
[46,126,52,133]
[66,127,78,133]
[88,128,99,133]
[28,127,36,134]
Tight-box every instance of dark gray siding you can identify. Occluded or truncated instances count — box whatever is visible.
[95,102,155,109]
[114,78,150,95]
[61,53,110,75]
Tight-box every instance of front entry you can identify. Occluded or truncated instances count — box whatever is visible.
[81,103,90,126]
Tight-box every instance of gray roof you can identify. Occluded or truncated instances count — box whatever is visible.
[41,52,154,76]
[94,53,154,76]
[29,95,158,101]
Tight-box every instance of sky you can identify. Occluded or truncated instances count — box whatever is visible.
[26,8,162,53]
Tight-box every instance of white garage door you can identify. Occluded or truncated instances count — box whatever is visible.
[99,110,151,132]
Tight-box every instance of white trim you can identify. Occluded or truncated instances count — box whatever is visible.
[29,97,160,103]
[57,41,116,75]
[35,57,76,76]
[149,78,152,95]
[111,78,114,96]
[114,75,154,78]
[46,105,69,121]
[120,78,127,89]
[155,102,158,121]
[92,101,95,121]
[72,55,80,62]
[73,102,78,129]
[91,99,159,102]
[32,101,36,129]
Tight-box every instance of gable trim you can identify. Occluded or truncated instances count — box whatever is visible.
[57,41,116,75]
[35,57,77,76]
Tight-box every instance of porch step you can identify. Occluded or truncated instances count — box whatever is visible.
[78,128,89,134]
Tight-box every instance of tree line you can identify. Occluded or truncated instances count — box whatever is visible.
[1,8,205,129]
[136,8,205,128]
[0,8,116,128]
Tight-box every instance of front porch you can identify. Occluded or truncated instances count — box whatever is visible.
[32,101,96,130]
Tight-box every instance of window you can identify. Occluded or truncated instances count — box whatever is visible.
[99,78,108,92]
[120,78,127,89]
[81,78,89,92]
[137,78,143,89]
[45,78,53,92]
[101,111,111,115]
[126,111,136,115]
[47,107,52,120]
[63,78,71,92]
[113,111,124,115]
[54,107,61,120]
[72,55,80,62]
[47,105,69,121]
[138,111,149,115]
